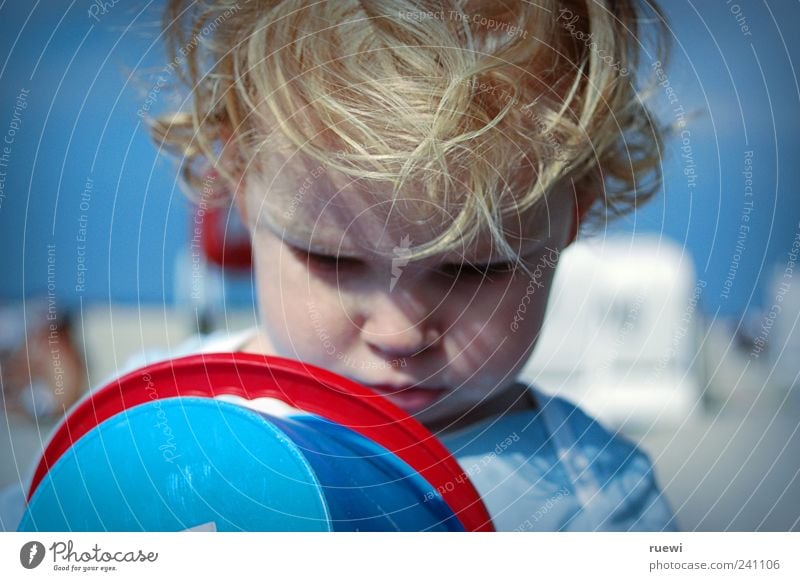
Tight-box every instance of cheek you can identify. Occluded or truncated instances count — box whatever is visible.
[251,247,305,351]
[503,263,560,338]
[443,270,557,375]
[251,244,360,361]
[460,272,553,331]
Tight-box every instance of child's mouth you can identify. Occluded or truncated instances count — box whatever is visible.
[362,383,450,415]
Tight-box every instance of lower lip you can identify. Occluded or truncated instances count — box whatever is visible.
[366,385,449,414]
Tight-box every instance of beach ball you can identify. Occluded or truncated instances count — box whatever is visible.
[19,353,493,532]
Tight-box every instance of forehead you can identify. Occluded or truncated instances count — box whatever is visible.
[245,151,569,260]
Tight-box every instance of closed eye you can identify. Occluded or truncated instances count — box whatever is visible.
[288,246,363,271]
[438,260,517,280]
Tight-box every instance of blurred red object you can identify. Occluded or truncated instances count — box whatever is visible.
[197,203,252,269]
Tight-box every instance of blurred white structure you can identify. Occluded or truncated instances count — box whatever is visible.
[521,236,704,429]
[767,266,800,391]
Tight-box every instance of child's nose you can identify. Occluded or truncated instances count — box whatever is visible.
[360,291,441,358]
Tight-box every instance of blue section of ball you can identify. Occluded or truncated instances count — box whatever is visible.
[268,414,462,531]
[19,398,331,531]
[19,397,461,531]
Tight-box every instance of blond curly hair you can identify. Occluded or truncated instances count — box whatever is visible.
[149,0,669,260]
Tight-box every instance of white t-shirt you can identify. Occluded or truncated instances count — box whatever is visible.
[1,328,677,531]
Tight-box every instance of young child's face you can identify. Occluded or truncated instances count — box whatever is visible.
[237,150,575,428]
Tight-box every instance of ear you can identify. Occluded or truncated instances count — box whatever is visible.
[232,183,250,230]
[567,184,596,245]
[216,123,250,230]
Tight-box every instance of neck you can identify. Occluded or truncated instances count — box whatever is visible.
[422,381,536,436]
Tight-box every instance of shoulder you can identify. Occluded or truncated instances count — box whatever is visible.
[440,389,677,531]
[532,390,677,530]
[106,327,258,385]
[533,389,640,477]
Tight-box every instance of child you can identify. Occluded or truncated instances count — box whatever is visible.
[147,0,677,531]
[2,0,675,532]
